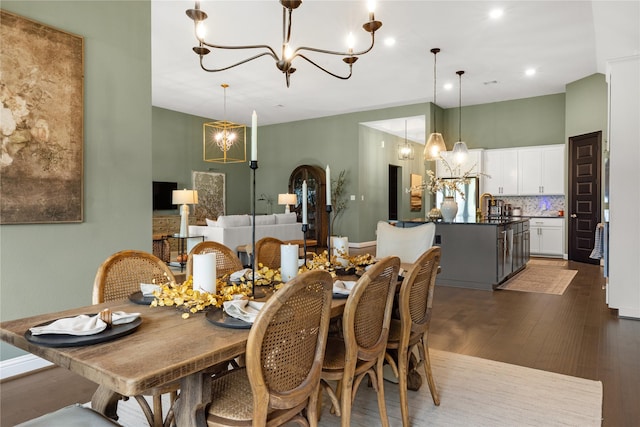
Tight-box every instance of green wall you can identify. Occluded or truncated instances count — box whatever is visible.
[442,93,567,149]
[152,107,251,215]
[565,73,608,141]
[0,1,152,360]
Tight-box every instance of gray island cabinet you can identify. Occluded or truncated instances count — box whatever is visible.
[397,218,530,291]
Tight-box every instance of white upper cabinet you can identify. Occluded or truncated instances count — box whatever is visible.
[481,149,518,195]
[436,149,484,178]
[518,145,565,195]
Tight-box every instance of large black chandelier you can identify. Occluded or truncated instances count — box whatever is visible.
[186,1,383,87]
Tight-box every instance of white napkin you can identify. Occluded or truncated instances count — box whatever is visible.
[230,268,252,282]
[333,280,357,295]
[223,300,265,323]
[29,312,141,336]
[140,283,161,297]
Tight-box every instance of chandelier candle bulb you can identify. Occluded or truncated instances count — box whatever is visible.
[280,244,299,283]
[251,111,257,161]
[193,253,216,294]
[326,165,331,205]
[302,180,308,224]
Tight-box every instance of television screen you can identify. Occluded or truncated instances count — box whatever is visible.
[153,181,178,210]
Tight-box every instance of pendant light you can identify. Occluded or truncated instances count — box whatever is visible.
[398,119,415,160]
[424,48,447,161]
[451,70,469,165]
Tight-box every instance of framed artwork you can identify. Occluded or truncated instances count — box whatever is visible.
[0,11,84,224]
[410,173,423,211]
[192,171,225,224]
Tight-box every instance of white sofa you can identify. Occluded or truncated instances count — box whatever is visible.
[188,213,304,253]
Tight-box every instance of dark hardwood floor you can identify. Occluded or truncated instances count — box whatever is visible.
[1,260,638,426]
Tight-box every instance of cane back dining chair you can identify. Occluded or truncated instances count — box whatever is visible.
[205,270,334,426]
[186,241,243,279]
[319,255,400,427]
[92,250,178,427]
[254,237,285,270]
[385,246,441,426]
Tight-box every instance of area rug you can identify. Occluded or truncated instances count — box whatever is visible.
[103,350,602,427]
[497,265,578,295]
[528,258,569,267]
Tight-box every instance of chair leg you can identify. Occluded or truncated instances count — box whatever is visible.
[374,358,390,427]
[152,394,163,427]
[418,338,440,406]
[339,378,353,427]
[397,346,411,427]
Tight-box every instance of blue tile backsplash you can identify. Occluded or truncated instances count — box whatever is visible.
[500,195,565,216]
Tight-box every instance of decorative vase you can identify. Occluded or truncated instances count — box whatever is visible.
[440,197,458,223]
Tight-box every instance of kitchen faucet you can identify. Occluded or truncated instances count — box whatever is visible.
[479,193,494,220]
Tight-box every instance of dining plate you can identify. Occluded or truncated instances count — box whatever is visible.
[129,291,155,305]
[206,309,252,329]
[24,316,142,348]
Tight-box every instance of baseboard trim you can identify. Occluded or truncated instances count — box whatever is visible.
[349,240,376,249]
[0,354,53,381]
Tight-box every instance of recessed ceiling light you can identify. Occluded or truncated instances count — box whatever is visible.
[489,8,504,19]
[384,37,396,47]
[443,83,453,90]
[525,68,536,76]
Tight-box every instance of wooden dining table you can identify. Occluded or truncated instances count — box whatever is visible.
[0,293,350,426]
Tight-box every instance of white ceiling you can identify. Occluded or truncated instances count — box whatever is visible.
[152,1,640,142]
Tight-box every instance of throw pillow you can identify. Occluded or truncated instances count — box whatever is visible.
[217,214,251,228]
[252,214,276,226]
[205,218,217,227]
[274,213,297,224]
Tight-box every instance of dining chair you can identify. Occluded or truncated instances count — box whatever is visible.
[319,255,400,427]
[385,246,441,426]
[255,236,285,270]
[186,240,243,278]
[16,404,122,426]
[205,270,334,426]
[375,221,436,266]
[92,250,178,427]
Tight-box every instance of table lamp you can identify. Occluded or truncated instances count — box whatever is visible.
[278,193,297,214]
[172,189,198,237]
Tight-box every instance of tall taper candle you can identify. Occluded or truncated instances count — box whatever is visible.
[326,165,331,205]
[251,110,257,161]
[302,180,308,224]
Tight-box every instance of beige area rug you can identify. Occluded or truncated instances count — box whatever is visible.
[102,350,602,427]
[497,264,578,295]
[528,258,569,267]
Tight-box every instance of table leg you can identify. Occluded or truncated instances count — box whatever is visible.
[91,385,123,421]
[174,371,212,427]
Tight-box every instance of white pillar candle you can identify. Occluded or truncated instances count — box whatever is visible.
[193,253,216,293]
[251,110,257,161]
[302,180,308,225]
[326,165,331,205]
[280,244,299,282]
[333,236,349,267]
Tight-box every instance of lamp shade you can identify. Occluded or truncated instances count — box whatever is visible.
[278,193,297,205]
[452,141,469,165]
[424,132,447,161]
[172,189,198,205]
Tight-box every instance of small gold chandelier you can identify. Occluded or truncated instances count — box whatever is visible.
[203,84,246,163]
[186,1,383,87]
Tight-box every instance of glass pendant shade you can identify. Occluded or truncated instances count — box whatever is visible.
[452,140,469,165]
[424,132,447,160]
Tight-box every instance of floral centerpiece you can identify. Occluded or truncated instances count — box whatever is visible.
[410,157,476,199]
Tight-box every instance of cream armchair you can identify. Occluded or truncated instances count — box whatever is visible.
[375,221,436,266]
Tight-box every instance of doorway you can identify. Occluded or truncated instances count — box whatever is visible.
[568,131,601,264]
[388,165,400,220]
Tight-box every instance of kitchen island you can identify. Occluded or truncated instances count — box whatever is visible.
[397,217,530,291]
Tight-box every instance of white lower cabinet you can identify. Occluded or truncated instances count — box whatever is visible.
[529,218,564,256]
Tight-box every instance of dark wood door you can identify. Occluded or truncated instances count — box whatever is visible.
[289,165,327,247]
[568,131,601,264]
[388,165,400,220]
